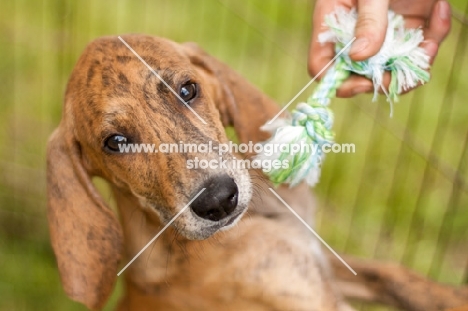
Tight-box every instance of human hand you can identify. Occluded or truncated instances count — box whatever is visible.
[308,0,452,97]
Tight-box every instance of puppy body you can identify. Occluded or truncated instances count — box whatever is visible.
[115,182,350,311]
[47,35,352,311]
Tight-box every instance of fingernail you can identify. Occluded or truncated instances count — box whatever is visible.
[438,0,450,21]
[349,38,369,56]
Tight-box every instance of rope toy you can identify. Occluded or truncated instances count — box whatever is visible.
[256,7,431,187]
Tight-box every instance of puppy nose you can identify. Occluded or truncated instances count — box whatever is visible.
[191,175,238,221]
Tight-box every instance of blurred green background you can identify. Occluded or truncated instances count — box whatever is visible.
[0,0,467,310]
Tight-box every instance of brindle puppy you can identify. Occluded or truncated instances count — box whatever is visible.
[47,35,468,311]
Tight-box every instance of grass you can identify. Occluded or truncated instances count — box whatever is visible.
[0,0,467,310]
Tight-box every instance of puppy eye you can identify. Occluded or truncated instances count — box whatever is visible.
[179,83,197,103]
[104,135,127,152]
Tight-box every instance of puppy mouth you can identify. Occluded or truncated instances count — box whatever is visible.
[146,169,252,240]
[195,205,245,230]
[140,191,248,240]
[220,208,244,228]
[174,204,247,240]
[224,213,240,226]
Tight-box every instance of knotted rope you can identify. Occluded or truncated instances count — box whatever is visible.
[256,8,431,187]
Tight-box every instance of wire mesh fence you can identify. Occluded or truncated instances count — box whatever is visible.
[0,0,466,310]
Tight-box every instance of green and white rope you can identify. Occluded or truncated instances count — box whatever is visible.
[256,7,431,187]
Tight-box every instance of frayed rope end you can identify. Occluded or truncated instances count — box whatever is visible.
[257,7,431,188]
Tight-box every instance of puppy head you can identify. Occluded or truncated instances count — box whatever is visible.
[71,35,251,238]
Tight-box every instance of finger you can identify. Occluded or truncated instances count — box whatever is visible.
[402,16,428,29]
[349,0,390,61]
[336,72,422,98]
[336,72,394,98]
[308,1,340,78]
[389,0,437,19]
[336,75,373,98]
[424,0,451,44]
[421,40,439,65]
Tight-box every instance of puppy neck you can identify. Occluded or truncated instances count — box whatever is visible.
[111,186,185,285]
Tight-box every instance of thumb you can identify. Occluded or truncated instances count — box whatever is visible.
[349,0,389,61]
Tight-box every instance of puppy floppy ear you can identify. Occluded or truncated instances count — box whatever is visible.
[183,42,282,147]
[46,126,123,311]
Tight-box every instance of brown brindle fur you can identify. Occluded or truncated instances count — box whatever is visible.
[47,35,468,311]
